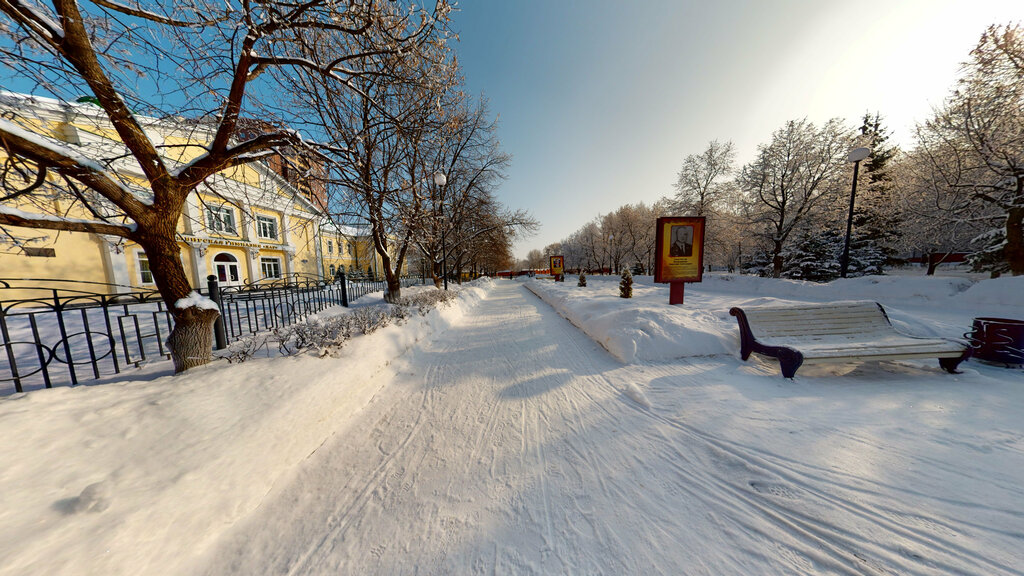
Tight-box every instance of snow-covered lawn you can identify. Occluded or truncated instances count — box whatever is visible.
[524,272,1022,364]
[1,273,1022,575]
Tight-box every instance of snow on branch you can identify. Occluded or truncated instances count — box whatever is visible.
[0,116,151,208]
[88,0,231,27]
[3,0,65,43]
[0,204,136,237]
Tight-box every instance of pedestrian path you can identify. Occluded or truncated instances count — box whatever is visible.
[194,281,1020,576]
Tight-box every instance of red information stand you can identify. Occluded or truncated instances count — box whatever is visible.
[654,217,705,305]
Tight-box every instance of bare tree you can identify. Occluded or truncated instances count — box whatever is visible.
[912,24,1024,275]
[415,99,535,288]
[737,118,852,277]
[671,140,735,216]
[283,13,454,301]
[0,0,447,371]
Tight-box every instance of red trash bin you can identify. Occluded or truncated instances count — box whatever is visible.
[968,317,1024,366]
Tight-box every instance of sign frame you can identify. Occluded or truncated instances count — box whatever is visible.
[549,255,564,280]
[654,216,706,285]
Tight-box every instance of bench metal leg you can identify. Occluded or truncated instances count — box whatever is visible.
[778,349,803,379]
[939,356,965,374]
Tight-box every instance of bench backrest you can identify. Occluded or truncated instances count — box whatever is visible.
[741,301,895,341]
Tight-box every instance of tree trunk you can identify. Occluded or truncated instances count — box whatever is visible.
[1006,206,1024,276]
[385,276,402,303]
[138,233,219,373]
[772,240,784,278]
[168,306,220,372]
[926,251,940,276]
[380,254,401,303]
[432,260,443,289]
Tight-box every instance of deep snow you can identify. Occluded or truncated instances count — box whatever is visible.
[1,273,1022,575]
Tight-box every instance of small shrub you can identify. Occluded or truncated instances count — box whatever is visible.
[578,271,587,287]
[619,269,633,298]
[215,334,269,364]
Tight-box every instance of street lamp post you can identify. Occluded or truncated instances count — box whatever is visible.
[608,234,614,274]
[434,171,448,290]
[840,147,871,279]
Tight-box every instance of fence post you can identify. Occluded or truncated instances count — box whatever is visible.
[339,271,349,307]
[207,275,228,350]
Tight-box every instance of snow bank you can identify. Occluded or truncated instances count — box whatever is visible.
[959,275,1024,308]
[525,278,734,362]
[0,282,491,576]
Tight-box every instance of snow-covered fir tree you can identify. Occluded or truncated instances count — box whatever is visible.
[853,113,903,264]
[619,268,633,298]
[968,227,1009,275]
[780,230,843,282]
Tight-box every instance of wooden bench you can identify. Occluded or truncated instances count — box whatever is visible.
[729,301,970,378]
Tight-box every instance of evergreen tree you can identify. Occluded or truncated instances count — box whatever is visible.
[853,113,902,263]
[779,229,885,282]
[781,230,843,282]
[619,269,633,298]
[845,232,887,277]
[967,227,1009,275]
[578,271,588,287]
[741,246,776,277]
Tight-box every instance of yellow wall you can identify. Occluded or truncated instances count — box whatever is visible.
[0,230,112,300]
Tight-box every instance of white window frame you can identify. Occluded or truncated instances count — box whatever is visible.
[260,256,282,279]
[256,214,278,240]
[327,240,333,254]
[206,205,237,235]
[136,251,155,285]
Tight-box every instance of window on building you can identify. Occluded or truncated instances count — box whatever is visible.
[206,206,237,235]
[346,242,353,255]
[329,264,336,277]
[256,215,278,240]
[22,247,56,257]
[260,257,282,279]
[327,240,333,254]
[137,252,154,284]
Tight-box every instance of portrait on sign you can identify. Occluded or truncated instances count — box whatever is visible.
[669,225,693,257]
[654,217,705,283]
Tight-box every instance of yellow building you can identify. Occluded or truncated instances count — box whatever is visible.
[320,223,387,280]
[1,92,332,293]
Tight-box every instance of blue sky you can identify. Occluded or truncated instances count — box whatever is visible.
[452,0,1024,258]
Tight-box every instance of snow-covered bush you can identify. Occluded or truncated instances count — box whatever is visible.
[215,333,270,364]
[619,269,633,298]
[578,271,587,287]
[222,289,460,361]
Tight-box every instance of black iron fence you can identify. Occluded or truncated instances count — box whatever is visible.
[1,274,431,395]
[0,279,173,394]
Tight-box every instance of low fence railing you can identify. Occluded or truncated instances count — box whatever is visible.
[1,274,432,395]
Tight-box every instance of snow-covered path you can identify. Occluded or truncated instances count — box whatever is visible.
[192,281,1023,575]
